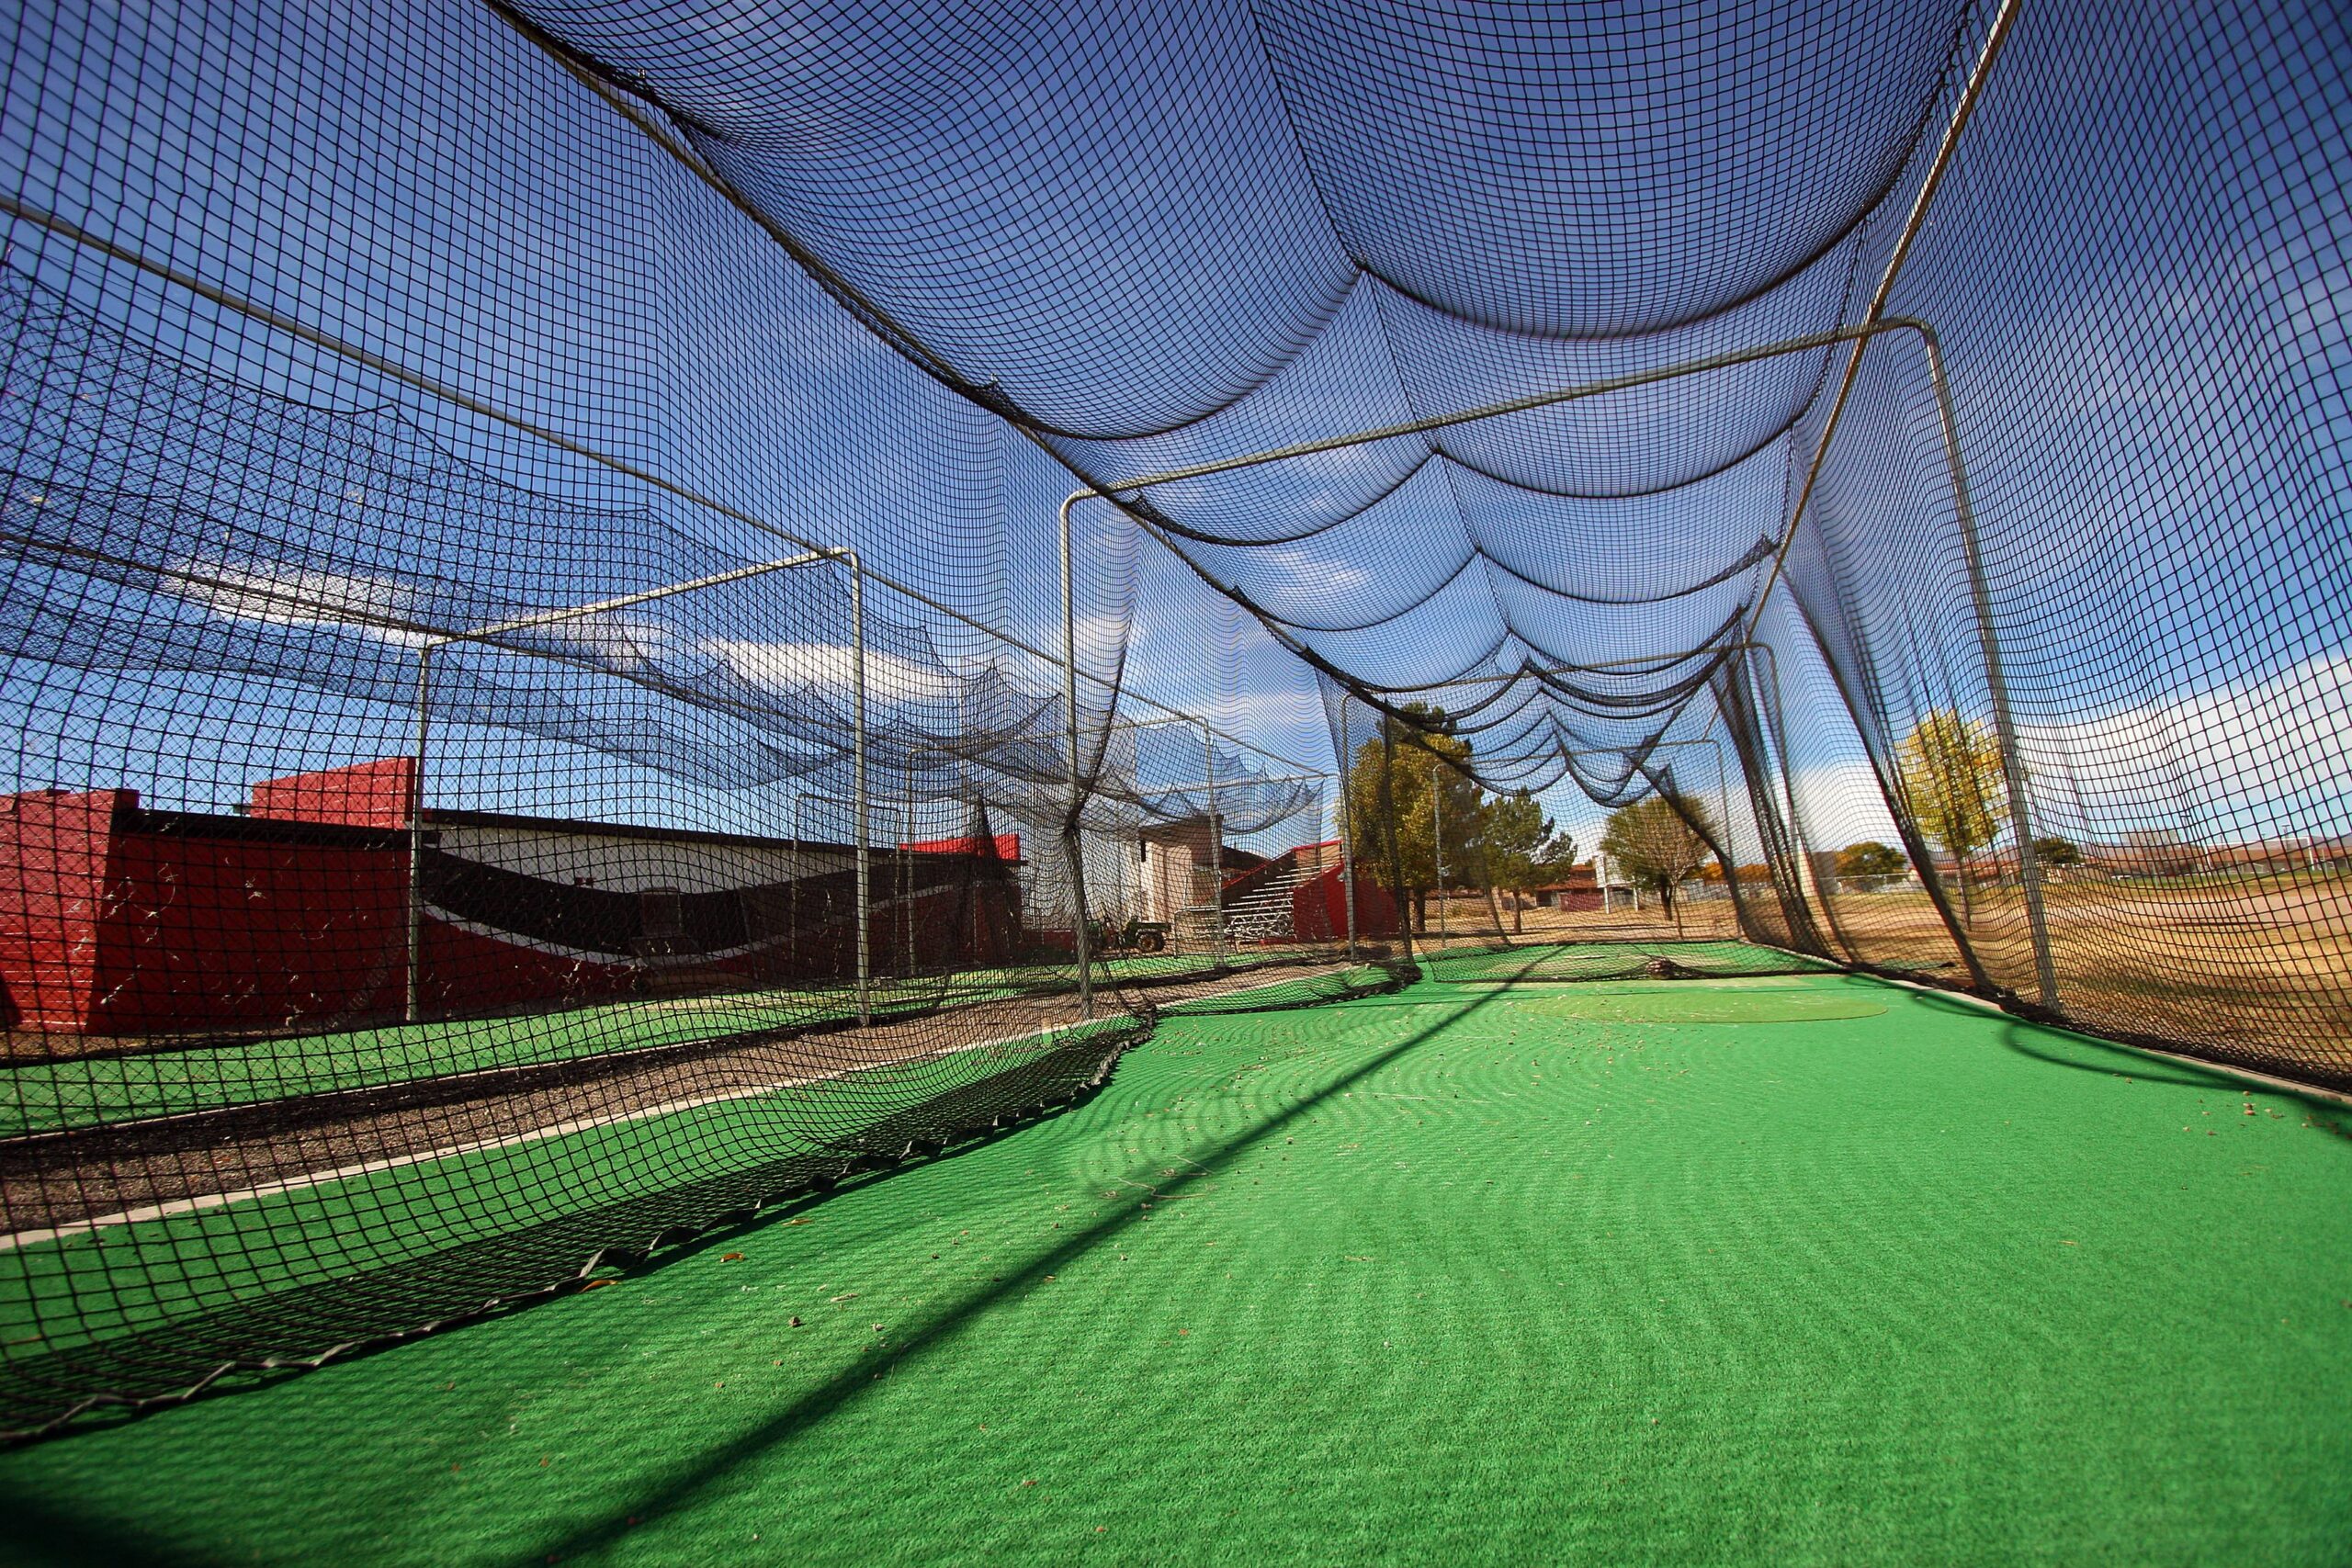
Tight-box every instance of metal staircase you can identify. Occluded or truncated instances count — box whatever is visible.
[1219,862,1309,946]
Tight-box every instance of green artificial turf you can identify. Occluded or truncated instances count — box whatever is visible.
[1418,938,1844,984]
[0,949,1291,1136]
[3,968,2347,1565]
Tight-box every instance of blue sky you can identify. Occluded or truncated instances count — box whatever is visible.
[2,0,2346,863]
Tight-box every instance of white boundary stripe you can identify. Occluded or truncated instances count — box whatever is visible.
[0,965,1345,1253]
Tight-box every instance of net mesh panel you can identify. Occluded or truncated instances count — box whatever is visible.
[471,0,2345,1086]
[0,0,1359,1435]
[0,0,2346,1434]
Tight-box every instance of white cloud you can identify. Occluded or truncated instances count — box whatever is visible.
[177,561,686,672]
[2017,653,2352,840]
[515,613,675,671]
[706,637,958,706]
[1072,612,1135,654]
[174,560,431,649]
[1258,545,1374,594]
[1787,756,1901,852]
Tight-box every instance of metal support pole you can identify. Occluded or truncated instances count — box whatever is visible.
[1433,779,1447,944]
[1713,744,1736,877]
[1729,639,1827,950]
[1058,492,1094,1020]
[1918,328,2058,1009]
[1752,641,1855,953]
[847,553,871,1027]
[399,546,835,1021]
[1201,720,1225,968]
[1708,739,1741,929]
[1339,703,1358,961]
[1751,643,1814,907]
[407,645,431,1023]
[904,761,917,980]
[1383,720,1412,965]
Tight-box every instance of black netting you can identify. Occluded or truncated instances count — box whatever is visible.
[1,0,2346,1437]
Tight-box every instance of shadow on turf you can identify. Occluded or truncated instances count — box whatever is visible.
[1895,986,2350,1108]
[0,967,1420,1561]
[514,952,1545,1567]
[1,1490,228,1568]
[1,971,1412,1453]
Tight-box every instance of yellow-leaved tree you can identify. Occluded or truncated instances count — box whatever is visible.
[1895,708,2004,920]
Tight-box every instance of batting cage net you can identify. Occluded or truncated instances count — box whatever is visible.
[0,0,2346,1433]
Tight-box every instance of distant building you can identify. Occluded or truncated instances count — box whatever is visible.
[1136,815,1219,925]
[0,760,1023,1037]
[1528,862,1602,911]
[2078,829,2352,877]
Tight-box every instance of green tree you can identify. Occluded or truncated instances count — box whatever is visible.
[1600,794,1715,928]
[1895,708,2004,919]
[1481,792,1578,933]
[1341,705,1477,932]
[2032,836,2080,868]
[1838,840,1907,879]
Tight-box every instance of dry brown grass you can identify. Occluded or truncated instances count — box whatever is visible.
[1423,876,2351,1084]
[1410,895,1746,950]
[1823,875,2352,1081]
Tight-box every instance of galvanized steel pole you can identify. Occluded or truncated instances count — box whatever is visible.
[846,552,871,1027]
[1339,703,1358,960]
[1916,326,2059,1009]
[1433,779,1446,945]
[407,645,432,1023]
[1058,491,1094,1020]
[404,549,834,1025]
[1202,720,1225,968]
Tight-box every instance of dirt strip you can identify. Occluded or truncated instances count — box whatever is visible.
[0,963,1360,1235]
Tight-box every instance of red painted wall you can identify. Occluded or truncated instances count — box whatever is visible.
[0,768,1029,1037]
[899,832,1022,864]
[418,919,632,1014]
[1290,863,1399,942]
[90,824,411,1033]
[248,757,417,829]
[0,789,130,1029]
